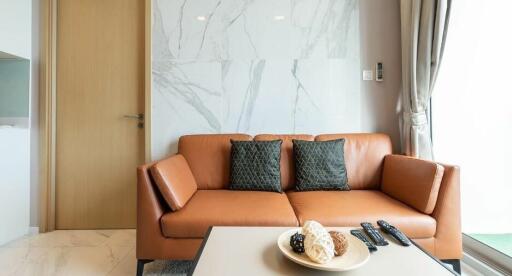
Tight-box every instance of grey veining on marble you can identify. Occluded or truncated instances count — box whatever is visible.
[152,0,361,159]
[235,60,266,132]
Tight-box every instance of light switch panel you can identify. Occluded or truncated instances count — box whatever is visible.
[362,70,373,81]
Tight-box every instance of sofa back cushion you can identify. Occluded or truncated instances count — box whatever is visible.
[254,134,314,190]
[150,154,197,211]
[178,134,252,189]
[315,133,392,190]
[381,155,444,214]
[178,133,391,190]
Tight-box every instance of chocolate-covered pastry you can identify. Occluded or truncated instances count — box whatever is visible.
[329,231,349,256]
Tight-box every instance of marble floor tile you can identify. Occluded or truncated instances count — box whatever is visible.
[103,230,136,248]
[3,230,114,248]
[107,247,136,276]
[1,229,479,275]
[0,230,134,276]
[0,246,31,275]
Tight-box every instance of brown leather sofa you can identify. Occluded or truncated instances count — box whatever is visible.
[137,133,461,274]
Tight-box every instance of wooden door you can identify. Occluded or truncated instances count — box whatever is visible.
[56,0,144,229]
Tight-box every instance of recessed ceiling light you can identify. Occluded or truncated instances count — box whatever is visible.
[196,16,207,21]
[274,15,285,21]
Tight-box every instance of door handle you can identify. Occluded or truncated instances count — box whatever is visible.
[123,113,144,128]
[123,114,144,120]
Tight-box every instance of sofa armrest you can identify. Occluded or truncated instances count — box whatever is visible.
[137,162,166,259]
[150,154,198,211]
[381,155,444,214]
[432,164,462,259]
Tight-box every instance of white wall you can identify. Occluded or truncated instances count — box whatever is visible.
[0,0,32,59]
[151,0,402,159]
[359,0,402,152]
[0,128,30,245]
[0,0,33,244]
[30,0,40,228]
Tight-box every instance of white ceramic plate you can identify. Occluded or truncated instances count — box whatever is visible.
[277,228,370,272]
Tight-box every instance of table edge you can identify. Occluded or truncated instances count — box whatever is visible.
[410,239,459,275]
[187,226,212,276]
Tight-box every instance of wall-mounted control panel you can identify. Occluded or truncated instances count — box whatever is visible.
[376,62,383,82]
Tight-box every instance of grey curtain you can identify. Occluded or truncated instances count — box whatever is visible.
[399,0,451,160]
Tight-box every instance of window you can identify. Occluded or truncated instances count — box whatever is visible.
[432,0,512,261]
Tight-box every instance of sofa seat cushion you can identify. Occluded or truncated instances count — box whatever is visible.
[287,190,436,238]
[161,190,299,238]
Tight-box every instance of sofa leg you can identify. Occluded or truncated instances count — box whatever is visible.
[136,259,153,276]
[442,259,461,274]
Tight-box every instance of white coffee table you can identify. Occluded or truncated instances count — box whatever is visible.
[189,226,457,276]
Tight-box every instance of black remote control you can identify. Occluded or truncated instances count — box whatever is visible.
[350,229,377,252]
[377,220,411,246]
[361,222,388,246]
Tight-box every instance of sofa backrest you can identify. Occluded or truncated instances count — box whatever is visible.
[178,133,392,190]
[254,134,314,191]
[178,134,252,189]
[315,134,392,190]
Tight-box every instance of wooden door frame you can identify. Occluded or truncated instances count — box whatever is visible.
[38,0,152,232]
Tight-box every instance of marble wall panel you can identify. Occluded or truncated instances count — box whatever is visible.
[152,0,360,159]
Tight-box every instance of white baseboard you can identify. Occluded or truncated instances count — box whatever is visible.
[28,226,39,235]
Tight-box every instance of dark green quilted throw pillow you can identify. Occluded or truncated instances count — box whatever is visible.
[293,139,350,191]
[229,139,283,193]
